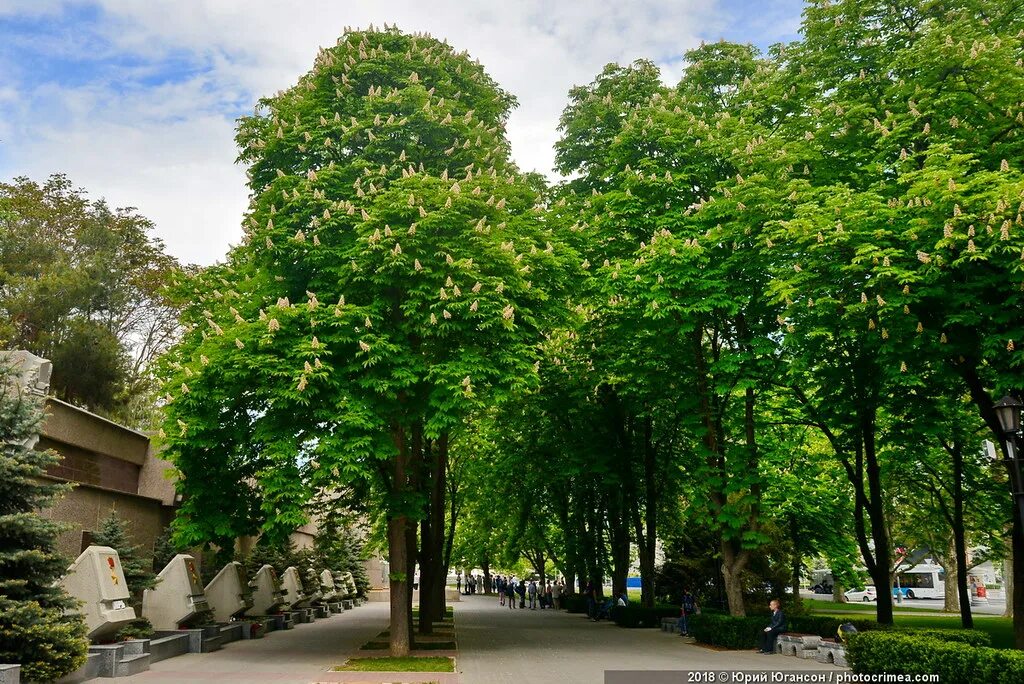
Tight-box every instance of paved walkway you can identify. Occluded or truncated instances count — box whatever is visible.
[123,604,388,683]
[118,596,845,683]
[455,595,843,684]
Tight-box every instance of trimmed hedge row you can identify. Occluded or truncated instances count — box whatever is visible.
[563,595,588,614]
[689,613,996,656]
[848,631,1024,684]
[688,613,878,649]
[610,604,680,628]
[891,628,990,647]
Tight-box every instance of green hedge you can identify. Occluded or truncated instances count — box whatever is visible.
[687,612,997,656]
[688,614,768,648]
[564,595,588,614]
[688,613,878,649]
[611,604,680,628]
[848,632,1024,684]
[893,628,991,647]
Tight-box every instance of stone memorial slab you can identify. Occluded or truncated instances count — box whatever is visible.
[60,545,136,640]
[142,554,209,630]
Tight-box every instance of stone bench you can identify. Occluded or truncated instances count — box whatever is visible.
[777,633,822,657]
[218,622,245,644]
[661,617,678,633]
[148,632,190,662]
[816,639,848,667]
[87,643,152,677]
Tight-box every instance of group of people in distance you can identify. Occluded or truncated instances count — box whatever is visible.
[458,572,789,655]
[456,573,482,595]
[494,575,566,610]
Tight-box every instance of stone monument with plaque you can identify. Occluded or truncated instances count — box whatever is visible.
[142,554,209,630]
[204,561,252,623]
[60,545,136,640]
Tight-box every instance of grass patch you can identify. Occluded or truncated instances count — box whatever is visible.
[811,610,1014,649]
[362,640,457,651]
[333,656,454,672]
[379,630,454,639]
[893,616,1014,650]
[806,601,944,615]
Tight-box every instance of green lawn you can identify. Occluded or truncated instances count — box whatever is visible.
[809,608,1014,649]
[897,616,1013,649]
[333,656,455,672]
[806,600,944,614]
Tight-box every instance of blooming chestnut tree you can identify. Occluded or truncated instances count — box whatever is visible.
[159,26,568,654]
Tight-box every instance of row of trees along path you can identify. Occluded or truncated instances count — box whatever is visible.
[160,1,1024,656]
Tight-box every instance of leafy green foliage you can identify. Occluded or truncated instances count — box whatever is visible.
[159,26,571,552]
[314,523,370,597]
[0,174,183,427]
[688,613,879,649]
[244,538,301,579]
[113,618,154,642]
[847,631,1024,683]
[151,526,184,574]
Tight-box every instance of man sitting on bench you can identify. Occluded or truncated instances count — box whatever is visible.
[759,599,786,654]
[593,595,616,621]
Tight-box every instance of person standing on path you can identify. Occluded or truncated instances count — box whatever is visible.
[585,580,597,620]
[497,575,505,605]
[457,574,462,594]
[517,579,527,608]
[544,581,553,609]
[506,577,517,609]
[552,581,562,609]
[677,589,698,636]
[528,580,538,609]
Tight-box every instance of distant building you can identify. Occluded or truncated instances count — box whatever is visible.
[6,349,361,573]
[36,395,178,559]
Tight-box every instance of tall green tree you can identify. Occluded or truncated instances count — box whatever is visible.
[0,361,87,680]
[160,26,568,655]
[732,0,1024,630]
[567,41,781,615]
[0,174,182,427]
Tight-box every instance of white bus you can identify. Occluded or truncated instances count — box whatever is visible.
[893,562,945,599]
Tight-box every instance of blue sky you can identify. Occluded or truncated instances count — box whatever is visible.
[0,0,805,264]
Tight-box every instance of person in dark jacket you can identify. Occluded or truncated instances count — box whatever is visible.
[677,589,698,636]
[759,599,787,654]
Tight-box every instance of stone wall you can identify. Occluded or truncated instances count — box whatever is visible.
[35,397,175,560]
[40,478,174,559]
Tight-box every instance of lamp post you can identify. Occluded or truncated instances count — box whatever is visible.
[994,395,1024,529]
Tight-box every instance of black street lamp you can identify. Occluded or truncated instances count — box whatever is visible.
[994,395,1024,529]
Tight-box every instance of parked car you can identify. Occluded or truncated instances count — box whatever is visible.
[844,586,878,602]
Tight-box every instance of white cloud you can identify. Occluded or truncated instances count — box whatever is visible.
[0,0,730,265]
